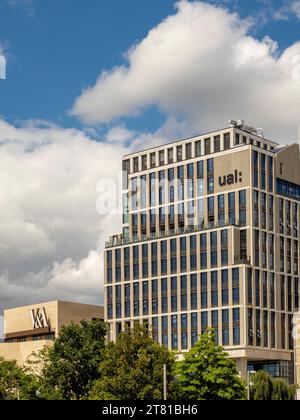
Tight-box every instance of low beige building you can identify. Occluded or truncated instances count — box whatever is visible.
[0,300,104,365]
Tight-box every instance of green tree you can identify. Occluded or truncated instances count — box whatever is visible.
[176,331,246,400]
[33,319,107,400]
[271,378,289,400]
[251,371,297,401]
[89,326,177,400]
[251,371,273,400]
[0,357,39,400]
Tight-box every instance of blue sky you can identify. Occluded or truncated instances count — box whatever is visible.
[0,0,300,320]
[1,0,300,134]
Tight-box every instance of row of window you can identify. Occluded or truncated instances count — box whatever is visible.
[247,269,299,311]
[123,133,273,177]
[129,190,247,237]
[130,159,216,211]
[107,269,240,320]
[112,308,241,350]
[111,308,294,351]
[253,151,274,193]
[106,230,229,283]
[279,198,299,237]
[277,178,300,202]
[248,309,294,350]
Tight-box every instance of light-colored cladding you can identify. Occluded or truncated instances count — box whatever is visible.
[4,301,60,337]
[4,300,104,338]
[0,341,53,364]
[105,125,300,384]
[0,301,104,365]
[214,149,251,194]
[275,144,300,185]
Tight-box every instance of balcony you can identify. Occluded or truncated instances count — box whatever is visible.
[106,220,244,248]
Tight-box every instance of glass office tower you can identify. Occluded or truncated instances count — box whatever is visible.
[104,122,300,382]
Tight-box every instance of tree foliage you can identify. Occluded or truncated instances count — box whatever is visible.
[34,319,107,400]
[176,331,247,400]
[89,326,177,400]
[251,371,297,401]
[0,358,39,400]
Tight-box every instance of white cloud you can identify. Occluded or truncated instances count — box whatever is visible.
[0,116,180,314]
[290,0,300,18]
[71,0,300,142]
[0,119,128,312]
[273,1,300,20]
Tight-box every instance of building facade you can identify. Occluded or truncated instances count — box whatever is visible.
[0,300,104,365]
[104,121,300,383]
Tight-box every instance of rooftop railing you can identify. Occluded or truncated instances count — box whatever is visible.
[105,219,245,248]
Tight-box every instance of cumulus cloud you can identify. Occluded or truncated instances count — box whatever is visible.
[0,117,179,314]
[71,0,300,142]
[273,1,300,20]
[0,119,128,312]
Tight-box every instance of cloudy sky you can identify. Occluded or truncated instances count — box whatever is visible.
[0,0,300,335]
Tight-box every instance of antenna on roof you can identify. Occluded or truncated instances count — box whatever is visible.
[228,119,264,138]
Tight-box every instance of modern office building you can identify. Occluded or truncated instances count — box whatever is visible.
[104,120,300,383]
[0,300,104,365]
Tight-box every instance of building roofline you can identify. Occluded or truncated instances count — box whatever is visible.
[3,300,104,313]
[123,125,279,159]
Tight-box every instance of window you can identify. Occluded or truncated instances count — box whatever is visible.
[221,230,228,266]
[205,138,211,155]
[152,280,158,315]
[247,268,253,305]
[200,234,207,269]
[133,157,139,173]
[186,143,192,160]
[195,140,201,157]
[211,232,218,267]
[159,150,165,166]
[142,155,148,171]
[224,133,230,150]
[212,311,219,344]
[168,148,174,164]
[211,271,218,307]
[214,135,220,153]
[143,281,149,315]
[177,145,183,162]
[232,268,240,305]
[239,190,246,225]
[222,270,229,306]
[171,277,178,312]
[181,276,188,311]
[261,154,266,190]
[181,314,188,350]
[228,192,235,224]
[218,195,225,223]
[161,279,168,313]
[233,308,240,345]
[162,316,168,347]
[150,152,156,169]
[208,197,215,223]
[207,159,214,194]
[201,311,208,334]
[255,270,260,307]
[134,283,139,317]
[171,315,178,350]
[191,313,198,346]
[253,151,259,188]
[201,273,208,309]
[191,274,198,310]
[222,309,229,346]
